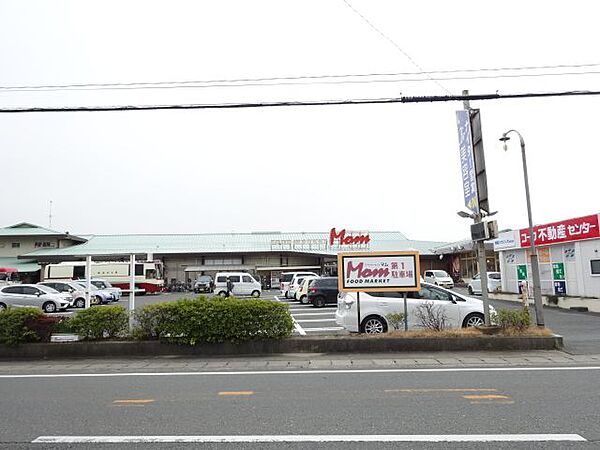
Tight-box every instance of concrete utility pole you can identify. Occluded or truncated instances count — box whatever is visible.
[463,90,491,326]
[500,130,545,327]
[129,254,136,331]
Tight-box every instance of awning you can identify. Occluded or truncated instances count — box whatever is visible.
[256,265,321,271]
[0,258,40,273]
[184,265,253,272]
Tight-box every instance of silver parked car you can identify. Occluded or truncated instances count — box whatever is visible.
[0,284,71,313]
[73,282,113,304]
[87,279,122,302]
[38,281,88,308]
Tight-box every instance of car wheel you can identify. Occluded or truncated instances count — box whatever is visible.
[463,313,485,328]
[468,286,474,295]
[312,296,325,308]
[218,291,227,298]
[299,295,308,305]
[361,316,387,334]
[284,291,289,299]
[42,302,57,313]
[0,302,7,311]
[74,298,85,308]
[251,290,260,298]
[95,296,103,305]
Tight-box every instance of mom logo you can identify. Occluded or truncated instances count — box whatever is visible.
[329,228,371,246]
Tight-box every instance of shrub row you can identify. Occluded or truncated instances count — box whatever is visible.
[0,297,294,346]
[134,296,294,344]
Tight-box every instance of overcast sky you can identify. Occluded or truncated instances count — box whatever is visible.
[0,0,597,242]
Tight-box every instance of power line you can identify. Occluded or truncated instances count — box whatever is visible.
[341,0,450,94]
[1,90,599,113]
[1,69,600,94]
[1,62,600,92]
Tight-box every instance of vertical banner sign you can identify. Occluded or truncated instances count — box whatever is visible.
[552,263,565,280]
[554,281,567,295]
[456,110,479,214]
[338,251,421,334]
[517,264,528,280]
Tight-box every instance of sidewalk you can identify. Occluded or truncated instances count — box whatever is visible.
[1,350,599,375]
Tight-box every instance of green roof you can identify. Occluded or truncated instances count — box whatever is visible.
[0,258,40,273]
[0,222,86,241]
[21,231,447,260]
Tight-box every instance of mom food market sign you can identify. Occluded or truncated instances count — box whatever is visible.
[338,251,421,292]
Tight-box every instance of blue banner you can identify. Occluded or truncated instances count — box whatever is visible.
[456,110,479,213]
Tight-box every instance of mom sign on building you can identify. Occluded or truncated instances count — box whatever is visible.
[337,251,421,292]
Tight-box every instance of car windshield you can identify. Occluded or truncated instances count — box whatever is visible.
[37,285,59,294]
[91,281,105,289]
[489,273,501,280]
[433,271,449,277]
[77,282,98,291]
[281,274,294,283]
[197,276,211,282]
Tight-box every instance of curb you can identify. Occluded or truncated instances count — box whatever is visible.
[0,335,563,359]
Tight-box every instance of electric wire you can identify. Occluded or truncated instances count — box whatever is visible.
[2,63,600,93]
[1,90,599,113]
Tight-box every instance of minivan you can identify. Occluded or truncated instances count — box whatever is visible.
[280,272,319,298]
[214,272,261,298]
[423,270,454,289]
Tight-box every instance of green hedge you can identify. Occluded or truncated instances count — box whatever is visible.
[0,308,44,346]
[134,296,294,344]
[68,305,129,340]
[493,307,531,331]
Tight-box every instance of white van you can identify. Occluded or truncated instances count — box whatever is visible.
[214,272,261,298]
[280,272,319,298]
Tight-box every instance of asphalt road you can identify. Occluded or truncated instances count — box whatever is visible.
[1,365,599,449]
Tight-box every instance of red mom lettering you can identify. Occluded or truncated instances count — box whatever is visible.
[330,228,371,246]
[347,261,389,278]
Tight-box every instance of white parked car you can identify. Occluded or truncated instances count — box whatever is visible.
[423,270,454,289]
[79,279,122,302]
[335,282,494,334]
[0,284,71,313]
[468,272,502,295]
[295,276,320,304]
[38,280,87,308]
[280,272,319,298]
[289,276,310,301]
[214,272,261,298]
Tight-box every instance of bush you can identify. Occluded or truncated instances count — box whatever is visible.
[134,296,294,344]
[385,312,406,331]
[493,307,531,331]
[0,307,44,346]
[415,302,448,331]
[68,306,129,340]
[24,315,66,342]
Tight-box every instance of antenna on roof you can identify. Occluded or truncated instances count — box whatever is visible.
[48,200,53,228]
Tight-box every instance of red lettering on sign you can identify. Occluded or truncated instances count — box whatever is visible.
[330,228,371,246]
[519,214,600,248]
[347,261,389,278]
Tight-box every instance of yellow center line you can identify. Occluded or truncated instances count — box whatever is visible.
[385,388,498,393]
[218,391,254,396]
[470,400,515,405]
[463,394,510,400]
[113,399,155,404]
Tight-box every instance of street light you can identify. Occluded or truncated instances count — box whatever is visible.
[499,130,545,327]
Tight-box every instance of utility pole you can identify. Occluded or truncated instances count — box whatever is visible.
[48,200,53,229]
[463,90,491,326]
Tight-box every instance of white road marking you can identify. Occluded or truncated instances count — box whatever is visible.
[32,434,587,443]
[292,312,336,316]
[296,319,337,323]
[3,366,600,379]
[304,327,345,332]
[276,294,307,335]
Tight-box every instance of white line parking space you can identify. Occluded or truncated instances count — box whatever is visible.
[275,295,345,336]
[32,434,587,443]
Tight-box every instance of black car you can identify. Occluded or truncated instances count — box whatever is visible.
[194,275,214,293]
[307,277,338,307]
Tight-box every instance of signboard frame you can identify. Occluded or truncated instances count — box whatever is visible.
[337,251,421,293]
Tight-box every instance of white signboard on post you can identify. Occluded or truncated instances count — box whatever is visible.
[337,251,421,292]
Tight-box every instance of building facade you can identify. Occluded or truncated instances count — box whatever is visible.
[494,213,600,298]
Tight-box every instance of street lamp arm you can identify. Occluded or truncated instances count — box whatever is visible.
[501,129,525,148]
